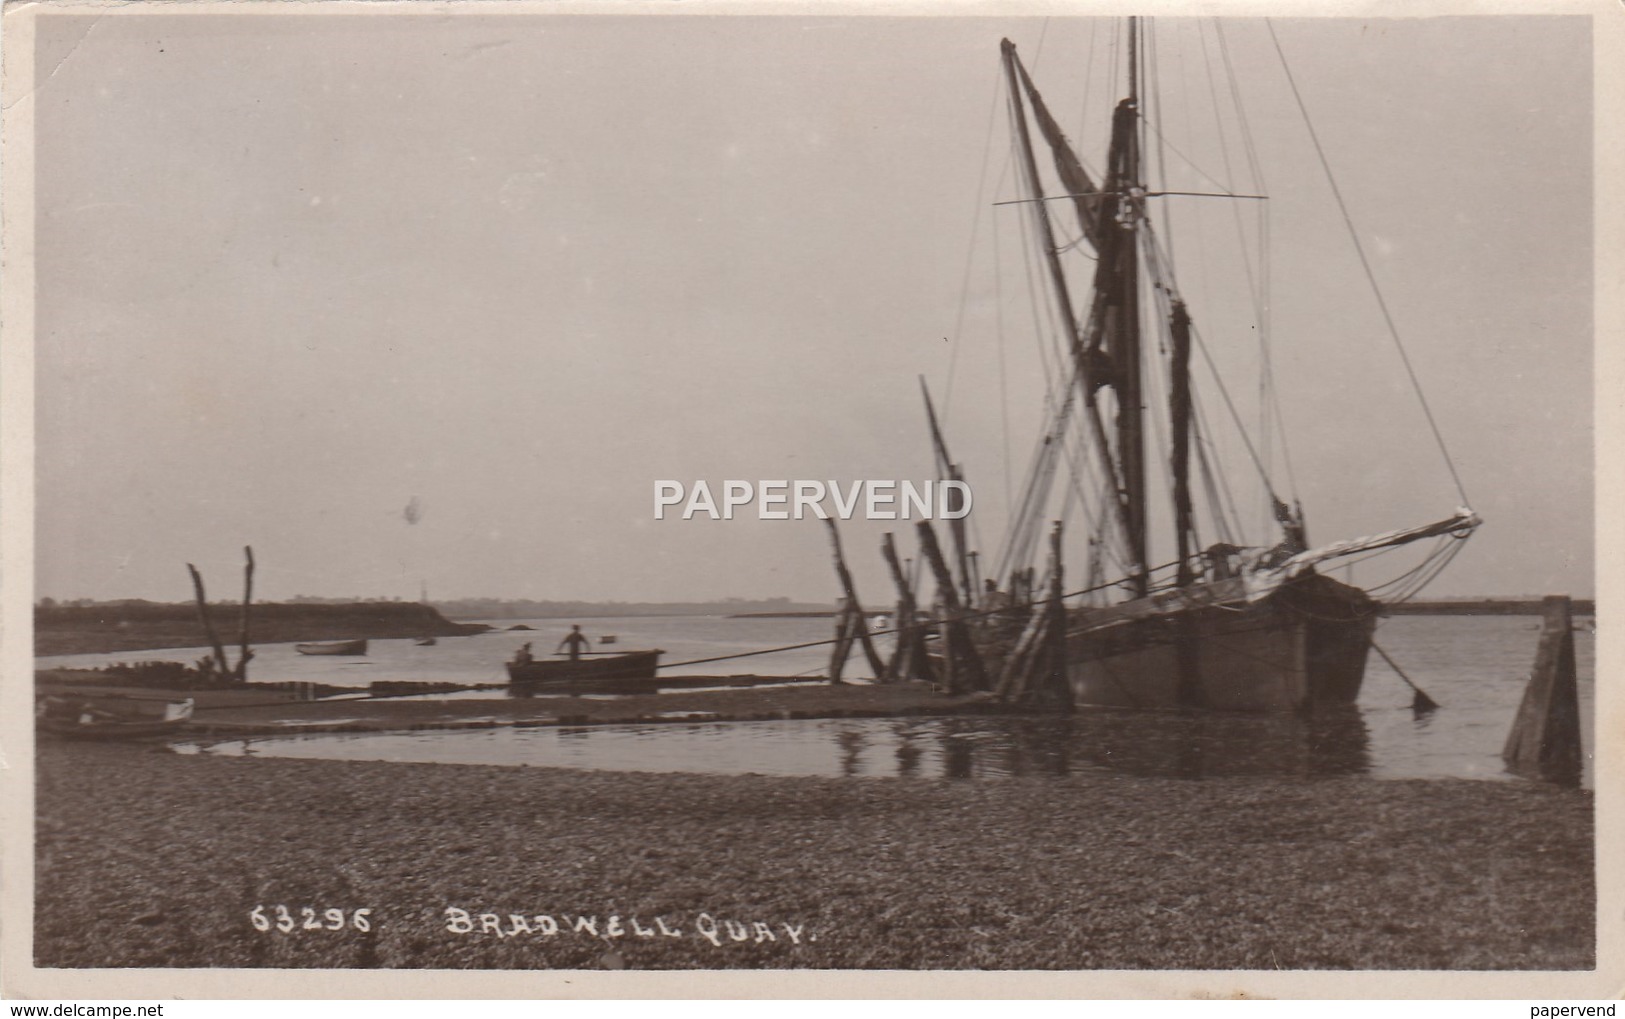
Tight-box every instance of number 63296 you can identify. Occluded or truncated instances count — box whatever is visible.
[250,905,373,933]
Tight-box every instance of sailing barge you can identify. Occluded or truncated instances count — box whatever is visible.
[864,25,1480,713]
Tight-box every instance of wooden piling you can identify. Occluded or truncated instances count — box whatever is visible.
[827,600,855,685]
[234,546,256,682]
[186,563,233,682]
[1041,521,1074,710]
[880,533,933,684]
[915,520,988,692]
[1502,595,1582,784]
[822,519,887,680]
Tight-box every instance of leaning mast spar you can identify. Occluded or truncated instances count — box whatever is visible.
[1000,20,1152,598]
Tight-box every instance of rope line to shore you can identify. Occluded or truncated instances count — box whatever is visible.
[176,572,1160,711]
[145,554,1362,712]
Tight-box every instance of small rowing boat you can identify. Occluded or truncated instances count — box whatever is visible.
[36,693,195,739]
[295,638,368,656]
[506,649,664,690]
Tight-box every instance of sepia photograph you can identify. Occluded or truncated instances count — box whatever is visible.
[2,0,1616,999]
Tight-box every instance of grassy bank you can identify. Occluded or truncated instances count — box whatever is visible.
[34,742,1592,970]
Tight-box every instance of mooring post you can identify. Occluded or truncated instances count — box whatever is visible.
[234,545,256,683]
[1043,521,1074,710]
[186,563,233,682]
[1502,595,1582,784]
[822,519,887,680]
[880,533,921,683]
[915,520,988,692]
[828,598,854,685]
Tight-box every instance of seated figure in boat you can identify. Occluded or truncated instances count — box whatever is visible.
[556,624,590,662]
[512,642,534,666]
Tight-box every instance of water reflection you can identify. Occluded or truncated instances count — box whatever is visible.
[905,708,1371,781]
[893,725,924,777]
[836,730,866,778]
[177,708,1376,783]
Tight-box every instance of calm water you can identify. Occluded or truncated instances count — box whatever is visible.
[40,614,846,685]
[126,615,1597,787]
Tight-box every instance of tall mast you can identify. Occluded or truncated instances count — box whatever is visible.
[1170,301,1196,585]
[1108,17,1148,595]
[1128,16,1139,105]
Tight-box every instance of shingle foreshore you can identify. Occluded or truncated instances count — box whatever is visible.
[34,740,1593,971]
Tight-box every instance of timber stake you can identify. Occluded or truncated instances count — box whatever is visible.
[915,520,988,692]
[1503,595,1582,785]
[822,519,886,681]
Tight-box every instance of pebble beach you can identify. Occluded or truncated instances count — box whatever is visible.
[34,737,1593,971]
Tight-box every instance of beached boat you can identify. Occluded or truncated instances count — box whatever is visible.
[295,638,368,656]
[36,693,195,739]
[414,637,438,646]
[506,649,664,689]
[916,27,1479,712]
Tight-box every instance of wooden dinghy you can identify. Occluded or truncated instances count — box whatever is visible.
[295,638,368,656]
[36,693,195,739]
[506,649,664,692]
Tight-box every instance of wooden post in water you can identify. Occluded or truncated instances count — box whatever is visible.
[823,519,887,680]
[994,598,1046,701]
[233,546,256,683]
[186,563,233,682]
[1041,521,1074,710]
[1503,595,1582,784]
[880,533,933,684]
[915,520,988,692]
[827,598,855,685]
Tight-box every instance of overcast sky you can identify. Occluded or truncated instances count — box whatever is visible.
[25,7,1594,604]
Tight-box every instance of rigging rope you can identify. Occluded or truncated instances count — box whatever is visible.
[1200,19,1280,527]
[1265,19,1472,508]
[941,62,1009,420]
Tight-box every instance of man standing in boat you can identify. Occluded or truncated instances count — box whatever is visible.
[556,624,590,661]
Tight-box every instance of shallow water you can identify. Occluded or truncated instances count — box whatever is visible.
[50,613,1594,786]
[39,614,849,684]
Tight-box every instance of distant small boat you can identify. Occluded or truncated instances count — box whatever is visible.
[414,637,438,646]
[599,634,618,644]
[295,638,368,656]
[506,649,663,690]
[37,693,195,739]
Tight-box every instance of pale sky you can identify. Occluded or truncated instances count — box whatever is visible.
[24,8,1594,604]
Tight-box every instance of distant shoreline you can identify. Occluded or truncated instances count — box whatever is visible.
[1383,598,1596,616]
[33,595,1593,658]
